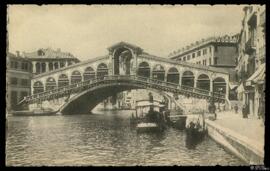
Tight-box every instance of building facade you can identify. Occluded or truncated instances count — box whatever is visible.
[236,5,265,118]
[169,34,239,68]
[23,48,80,75]
[169,35,239,100]
[6,52,32,112]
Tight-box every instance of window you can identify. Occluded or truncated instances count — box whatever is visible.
[203,49,207,55]
[68,61,72,66]
[14,62,18,69]
[209,47,212,53]
[21,62,29,71]
[21,62,25,70]
[183,57,186,61]
[203,60,206,65]
[10,61,14,68]
[192,53,195,58]
[214,46,218,52]
[24,63,28,71]
[10,77,18,85]
[11,91,18,109]
[209,58,212,65]
[187,55,190,60]
[198,61,201,64]
[197,51,201,57]
[21,79,28,86]
[178,58,182,61]
[214,57,218,65]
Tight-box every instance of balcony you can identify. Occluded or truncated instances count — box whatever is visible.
[245,37,256,55]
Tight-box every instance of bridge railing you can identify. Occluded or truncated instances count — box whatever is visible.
[21,75,226,104]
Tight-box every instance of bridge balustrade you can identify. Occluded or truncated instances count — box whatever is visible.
[23,75,226,104]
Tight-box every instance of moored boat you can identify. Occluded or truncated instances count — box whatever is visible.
[133,100,167,133]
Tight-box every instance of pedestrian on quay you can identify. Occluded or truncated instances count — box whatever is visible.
[242,104,248,118]
[234,104,238,114]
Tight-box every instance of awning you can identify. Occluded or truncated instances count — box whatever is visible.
[236,83,245,93]
[246,63,265,86]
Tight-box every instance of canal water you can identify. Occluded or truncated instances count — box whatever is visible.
[6,110,246,166]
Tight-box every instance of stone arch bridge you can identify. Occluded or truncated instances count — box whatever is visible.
[20,42,230,114]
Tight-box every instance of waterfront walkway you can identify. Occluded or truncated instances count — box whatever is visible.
[215,110,264,144]
[205,110,265,164]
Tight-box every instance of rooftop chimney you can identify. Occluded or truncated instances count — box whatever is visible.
[16,51,20,57]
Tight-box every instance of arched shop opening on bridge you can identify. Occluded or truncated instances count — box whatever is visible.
[213,77,226,94]
[167,67,179,84]
[196,74,210,90]
[58,74,69,87]
[97,63,108,79]
[71,70,82,84]
[33,81,44,94]
[152,64,165,81]
[137,62,150,78]
[83,67,95,81]
[113,48,133,75]
[45,77,57,90]
[182,71,195,87]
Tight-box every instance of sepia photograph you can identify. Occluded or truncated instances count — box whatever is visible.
[6,4,266,166]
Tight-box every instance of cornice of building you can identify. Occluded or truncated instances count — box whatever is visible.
[168,34,239,59]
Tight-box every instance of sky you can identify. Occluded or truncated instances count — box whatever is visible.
[8,5,246,61]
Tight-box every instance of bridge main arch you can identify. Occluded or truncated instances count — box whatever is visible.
[59,82,177,114]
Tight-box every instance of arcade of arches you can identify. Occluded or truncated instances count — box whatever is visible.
[32,61,227,96]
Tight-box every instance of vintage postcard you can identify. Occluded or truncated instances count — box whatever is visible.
[6,5,266,166]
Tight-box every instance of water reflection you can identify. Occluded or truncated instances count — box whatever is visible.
[6,110,246,166]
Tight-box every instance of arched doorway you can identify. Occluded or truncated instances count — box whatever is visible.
[167,67,179,84]
[152,64,165,81]
[182,71,194,87]
[113,48,133,75]
[71,70,82,84]
[33,81,44,94]
[197,74,210,90]
[58,74,69,87]
[45,77,57,90]
[213,77,226,94]
[83,67,95,81]
[97,63,108,79]
[137,62,150,78]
